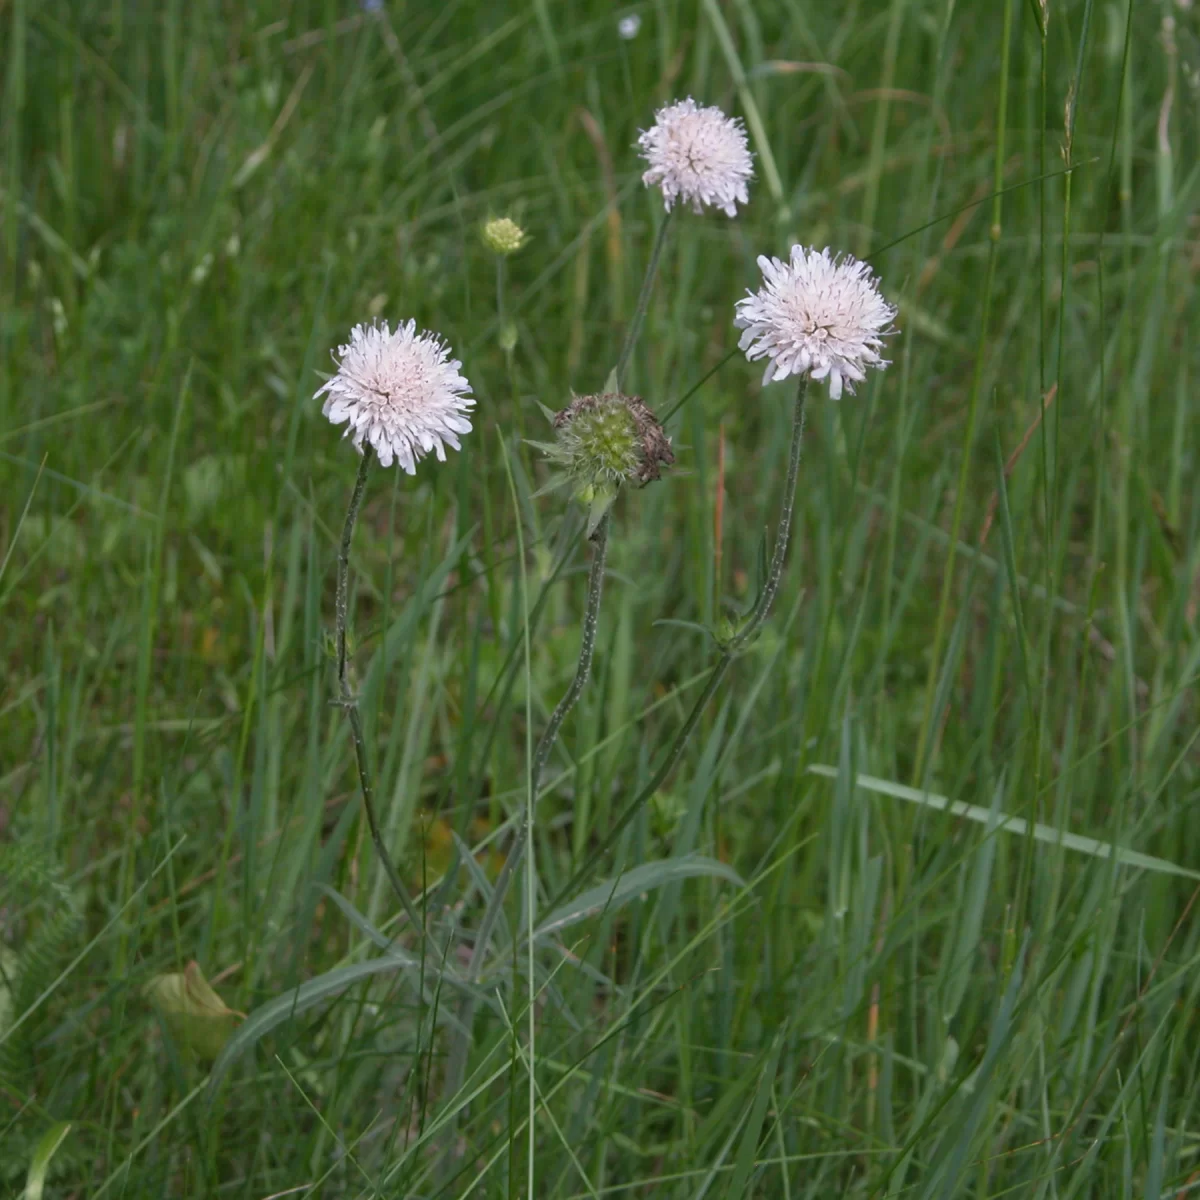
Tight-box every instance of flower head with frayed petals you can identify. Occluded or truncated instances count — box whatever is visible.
[637,97,754,218]
[316,320,474,473]
[734,247,897,399]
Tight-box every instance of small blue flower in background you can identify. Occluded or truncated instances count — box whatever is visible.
[361,0,383,11]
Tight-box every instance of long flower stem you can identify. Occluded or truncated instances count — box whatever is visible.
[334,449,422,932]
[530,512,610,794]
[441,513,610,1108]
[614,208,674,390]
[732,378,808,649]
[551,380,808,908]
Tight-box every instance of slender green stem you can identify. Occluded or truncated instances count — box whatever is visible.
[552,381,808,908]
[474,513,609,975]
[614,208,674,390]
[334,448,422,932]
[732,379,807,649]
[530,513,610,793]
[441,513,610,1116]
[335,451,371,686]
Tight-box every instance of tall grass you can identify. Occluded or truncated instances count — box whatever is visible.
[2,1,1199,1196]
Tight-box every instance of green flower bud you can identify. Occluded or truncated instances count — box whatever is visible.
[482,216,528,256]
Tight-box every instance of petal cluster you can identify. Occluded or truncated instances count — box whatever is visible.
[734,247,897,398]
[637,97,754,218]
[315,320,474,472]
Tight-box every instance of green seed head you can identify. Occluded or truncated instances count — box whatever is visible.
[557,398,640,484]
[545,393,673,489]
[531,392,674,535]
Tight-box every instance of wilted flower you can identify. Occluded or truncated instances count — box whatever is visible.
[316,320,474,473]
[734,246,897,398]
[481,216,528,256]
[637,97,754,218]
[532,392,673,534]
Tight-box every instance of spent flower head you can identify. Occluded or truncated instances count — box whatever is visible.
[481,217,528,256]
[734,246,897,399]
[637,97,754,218]
[316,319,474,472]
[533,392,673,534]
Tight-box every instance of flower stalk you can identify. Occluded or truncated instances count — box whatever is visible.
[334,448,423,932]
[551,378,808,906]
[472,511,610,965]
[615,209,673,390]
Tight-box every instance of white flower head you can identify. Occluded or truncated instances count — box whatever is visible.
[734,246,897,398]
[316,320,474,473]
[617,14,642,39]
[637,97,754,218]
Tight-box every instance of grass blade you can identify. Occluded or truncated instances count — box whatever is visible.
[808,766,1200,880]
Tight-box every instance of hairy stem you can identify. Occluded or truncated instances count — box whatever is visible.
[731,377,808,649]
[529,512,610,795]
[334,448,422,932]
[614,208,674,390]
[552,379,808,907]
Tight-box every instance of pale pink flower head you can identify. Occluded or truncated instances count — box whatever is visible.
[316,320,474,472]
[734,247,897,398]
[637,97,754,218]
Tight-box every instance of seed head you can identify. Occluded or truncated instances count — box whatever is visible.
[532,393,673,534]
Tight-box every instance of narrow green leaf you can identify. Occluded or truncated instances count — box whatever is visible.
[206,958,416,1099]
[726,1031,785,1199]
[941,779,1003,1022]
[24,1121,71,1200]
[535,854,743,938]
[585,484,617,538]
[1145,1056,1171,1200]
[809,766,1200,879]
[317,884,409,956]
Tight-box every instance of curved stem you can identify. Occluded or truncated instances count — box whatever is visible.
[732,377,808,648]
[334,448,422,932]
[614,208,674,391]
[552,380,808,908]
[529,512,610,796]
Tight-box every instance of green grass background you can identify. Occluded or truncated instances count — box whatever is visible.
[3,0,1200,1195]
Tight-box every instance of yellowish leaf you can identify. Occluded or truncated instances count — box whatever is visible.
[144,961,242,1061]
